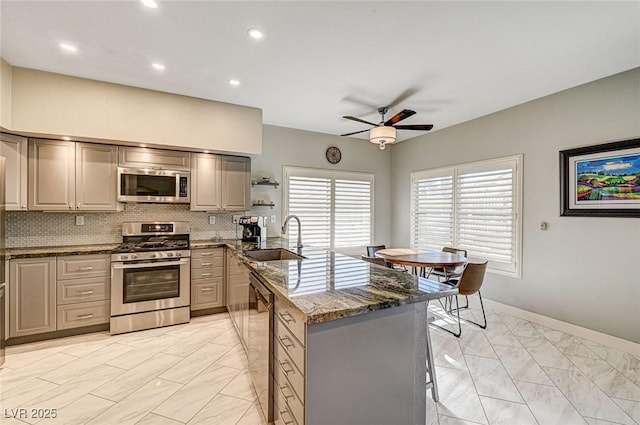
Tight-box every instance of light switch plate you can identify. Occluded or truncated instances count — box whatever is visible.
[209,216,216,225]
[75,215,85,226]
[270,215,276,223]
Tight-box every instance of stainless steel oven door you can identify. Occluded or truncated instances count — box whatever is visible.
[111,257,190,316]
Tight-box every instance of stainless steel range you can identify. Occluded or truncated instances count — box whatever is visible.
[110,222,191,335]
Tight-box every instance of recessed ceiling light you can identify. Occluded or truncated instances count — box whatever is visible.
[140,144,147,148]
[59,43,78,53]
[247,28,264,40]
[62,136,71,141]
[229,79,241,87]
[140,0,158,9]
[151,63,165,71]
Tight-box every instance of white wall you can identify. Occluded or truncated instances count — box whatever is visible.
[0,58,11,129]
[391,68,640,343]
[4,64,263,155]
[250,125,392,246]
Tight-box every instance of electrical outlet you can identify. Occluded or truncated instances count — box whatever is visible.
[209,216,216,225]
[270,215,276,223]
[75,215,85,226]
[233,215,242,223]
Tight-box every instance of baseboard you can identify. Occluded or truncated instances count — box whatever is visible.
[483,298,640,356]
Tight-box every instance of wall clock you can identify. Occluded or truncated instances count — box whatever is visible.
[326,146,342,164]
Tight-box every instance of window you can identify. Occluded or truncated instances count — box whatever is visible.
[411,155,522,277]
[284,167,374,251]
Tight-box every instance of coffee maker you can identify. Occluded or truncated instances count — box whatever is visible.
[239,216,267,247]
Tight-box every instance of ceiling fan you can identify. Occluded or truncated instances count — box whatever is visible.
[341,107,433,150]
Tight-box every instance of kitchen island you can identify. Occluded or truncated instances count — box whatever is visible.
[224,239,457,425]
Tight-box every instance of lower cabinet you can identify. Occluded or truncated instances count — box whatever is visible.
[8,254,111,338]
[226,249,250,349]
[9,257,57,337]
[191,248,225,311]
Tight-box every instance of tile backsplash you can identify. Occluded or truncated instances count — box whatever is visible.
[5,204,252,248]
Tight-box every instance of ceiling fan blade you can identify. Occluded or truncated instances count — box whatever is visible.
[386,87,420,109]
[340,129,370,137]
[343,115,378,126]
[384,109,416,126]
[393,124,434,131]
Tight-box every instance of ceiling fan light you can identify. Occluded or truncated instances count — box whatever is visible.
[370,126,396,148]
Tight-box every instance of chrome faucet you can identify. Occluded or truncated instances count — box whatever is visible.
[282,215,303,249]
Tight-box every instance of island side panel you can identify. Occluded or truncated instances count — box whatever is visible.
[305,302,427,425]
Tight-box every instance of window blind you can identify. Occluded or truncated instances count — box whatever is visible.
[411,175,454,251]
[284,167,374,251]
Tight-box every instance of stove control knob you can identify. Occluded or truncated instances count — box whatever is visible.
[121,255,128,260]
[167,252,174,257]
[131,254,138,259]
[175,252,182,257]
[150,253,157,258]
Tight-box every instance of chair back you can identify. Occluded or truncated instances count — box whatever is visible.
[361,255,388,267]
[443,246,467,257]
[455,260,488,296]
[366,245,386,257]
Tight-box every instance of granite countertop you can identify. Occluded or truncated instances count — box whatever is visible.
[4,238,457,325]
[231,239,458,325]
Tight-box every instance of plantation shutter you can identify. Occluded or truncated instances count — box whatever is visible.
[284,167,374,250]
[287,175,332,248]
[334,179,372,248]
[411,171,454,251]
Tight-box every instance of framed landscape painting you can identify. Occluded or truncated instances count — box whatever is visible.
[560,137,640,217]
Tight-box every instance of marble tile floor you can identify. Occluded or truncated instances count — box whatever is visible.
[0,304,638,425]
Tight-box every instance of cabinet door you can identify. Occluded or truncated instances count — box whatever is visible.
[28,139,75,211]
[118,146,190,171]
[0,133,28,211]
[9,258,57,337]
[221,156,251,211]
[75,143,120,211]
[191,153,222,211]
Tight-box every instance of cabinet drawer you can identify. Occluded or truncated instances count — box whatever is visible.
[191,267,223,280]
[275,301,305,345]
[191,256,224,269]
[274,382,300,425]
[57,277,110,305]
[274,333,305,401]
[275,318,305,373]
[57,300,110,330]
[192,248,224,259]
[191,278,223,310]
[274,351,305,425]
[57,254,110,279]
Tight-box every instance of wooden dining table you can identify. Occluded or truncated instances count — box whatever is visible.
[375,248,467,278]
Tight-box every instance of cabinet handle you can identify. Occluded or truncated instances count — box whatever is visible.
[69,203,74,209]
[22,204,27,210]
[200,253,213,257]
[278,311,296,324]
[201,262,213,266]
[279,409,294,425]
[76,290,94,295]
[280,383,295,400]
[278,335,295,349]
[77,266,94,271]
[77,203,81,209]
[200,273,213,277]
[278,359,294,375]
[76,314,95,320]
[200,287,215,292]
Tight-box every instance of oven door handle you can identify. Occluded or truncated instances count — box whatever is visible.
[112,259,188,269]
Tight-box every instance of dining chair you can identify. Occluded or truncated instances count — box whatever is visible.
[427,247,467,281]
[431,260,488,338]
[361,255,390,267]
[366,245,386,257]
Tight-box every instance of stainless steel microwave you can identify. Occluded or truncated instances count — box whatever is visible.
[117,167,190,203]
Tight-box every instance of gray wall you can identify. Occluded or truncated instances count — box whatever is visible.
[391,68,640,343]
[249,125,392,246]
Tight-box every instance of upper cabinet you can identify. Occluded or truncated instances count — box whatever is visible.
[0,133,28,210]
[28,139,120,211]
[118,146,190,171]
[191,154,251,211]
[221,156,251,211]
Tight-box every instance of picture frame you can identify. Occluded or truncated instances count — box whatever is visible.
[560,137,640,217]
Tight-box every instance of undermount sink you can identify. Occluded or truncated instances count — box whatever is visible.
[244,248,306,261]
